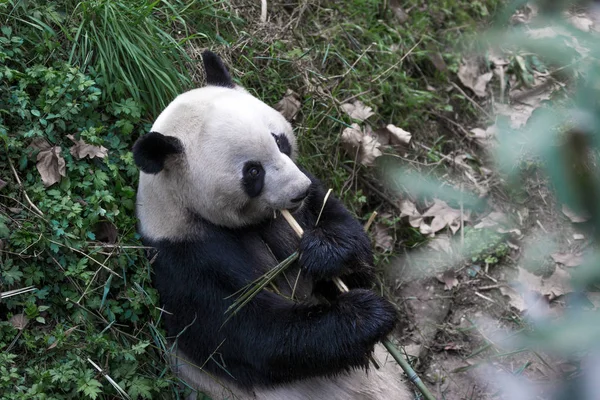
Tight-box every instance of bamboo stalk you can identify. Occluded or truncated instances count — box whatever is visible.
[280,209,436,400]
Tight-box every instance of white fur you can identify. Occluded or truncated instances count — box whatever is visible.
[136,86,311,239]
[172,344,414,400]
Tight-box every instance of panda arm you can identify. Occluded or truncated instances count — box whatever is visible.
[221,285,397,387]
[293,167,375,288]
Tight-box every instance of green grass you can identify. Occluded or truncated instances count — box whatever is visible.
[0,0,503,398]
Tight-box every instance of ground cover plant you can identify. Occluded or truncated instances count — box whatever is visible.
[2,0,600,399]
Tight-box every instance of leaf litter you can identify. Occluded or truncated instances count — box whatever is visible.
[29,138,66,187]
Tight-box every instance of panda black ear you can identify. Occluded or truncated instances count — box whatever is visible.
[202,50,234,88]
[133,131,183,174]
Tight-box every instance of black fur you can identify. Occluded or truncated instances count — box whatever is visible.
[241,161,265,198]
[202,50,234,88]
[272,133,292,156]
[142,170,397,389]
[132,131,183,174]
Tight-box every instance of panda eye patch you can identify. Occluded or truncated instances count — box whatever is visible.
[271,133,291,156]
[242,161,265,198]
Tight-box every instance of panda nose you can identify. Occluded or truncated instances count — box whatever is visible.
[291,190,309,203]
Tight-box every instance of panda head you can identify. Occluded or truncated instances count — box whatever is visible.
[132,51,312,233]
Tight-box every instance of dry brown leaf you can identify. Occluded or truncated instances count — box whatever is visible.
[373,223,394,252]
[562,204,590,223]
[389,0,409,23]
[47,325,78,350]
[275,89,301,121]
[502,266,573,312]
[340,100,375,121]
[510,3,537,24]
[474,211,508,229]
[9,313,29,330]
[399,200,424,227]
[340,123,382,166]
[429,52,447,72]
[470,125,496,147]
[457,58,493,97]
[385,124,412,145]
[36,145,66,187]
[427,236,453,254]
[495,84,554,129]
[437,270,458,290]
[29,137,51,152]
[551,252,583,268]
[422,199,468,235]
[67,134,108,160]
[567,13,593,32]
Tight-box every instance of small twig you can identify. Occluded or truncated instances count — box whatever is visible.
[372,38,423,82]
[0,286,36,299]
[330,43,375,80]
[280,209,437,400]
[8,158,44,218]
[49,240,122,278]
[87,358,131,399]
[260,0,267,23]
[364,211,378,232]
[536,220,548,234]
[450,82,493,119]
[474,291,497,304]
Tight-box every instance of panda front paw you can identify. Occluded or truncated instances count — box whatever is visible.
[298,225,373,283]
[336,289,397,346]
[298,226,349,280]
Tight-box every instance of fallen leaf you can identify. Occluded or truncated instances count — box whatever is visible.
[385,124,412,145]
[0,178,6,190]
[9,313,29,330]
[510,3,537,24]
[527,27,559,39]
[340,100,375,121]
[28,137,51,152]
[36,145,66,187]
[474,211,508,229]
[567,13,593,32]
[389,0,409,23]
[422,199,468,234]
[275,89,302,121]
[562,204,590,223]
[67,134,108,160]
[93,221,118,244]
[47,325,78,350]
[551,252,583,268]
[373,223,394,252]
[470,125,496,147]
[502,266,573,312]
[457,57,493,97]
[399,200,424,228]
[437,270,458,290]
[427,236,453,254]
[495,82,554,129]
[340,123,382,166]
[429,52,447,72]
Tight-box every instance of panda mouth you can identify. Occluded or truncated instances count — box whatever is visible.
[286,201,304,213]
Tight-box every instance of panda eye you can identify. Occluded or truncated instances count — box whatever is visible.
[243,162,263,180]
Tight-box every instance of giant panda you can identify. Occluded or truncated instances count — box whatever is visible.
[132,51,413,400]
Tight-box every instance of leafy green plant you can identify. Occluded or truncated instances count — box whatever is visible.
[0,19,178,399]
